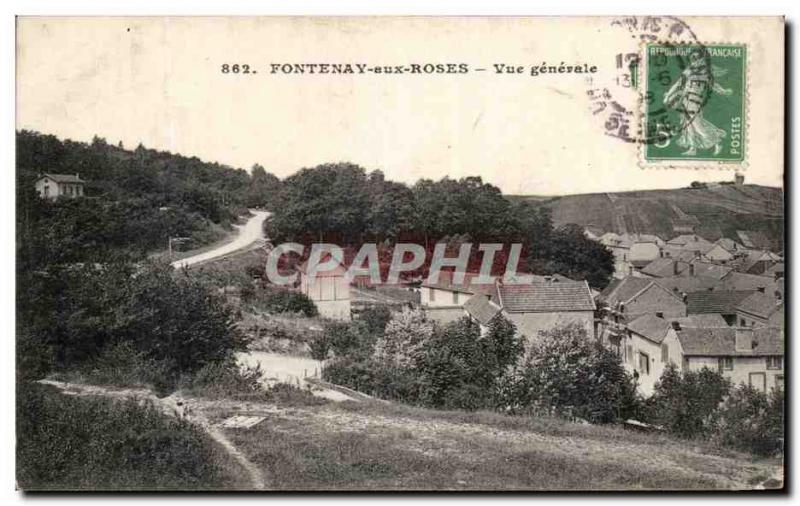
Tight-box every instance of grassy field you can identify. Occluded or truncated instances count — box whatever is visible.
[216,397,779,491]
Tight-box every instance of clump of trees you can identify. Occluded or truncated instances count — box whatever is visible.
[500,323,640,424]
[644,364,784,456]
[265,163,614,289]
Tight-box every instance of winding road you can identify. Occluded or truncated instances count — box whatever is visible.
[171,210,270,269]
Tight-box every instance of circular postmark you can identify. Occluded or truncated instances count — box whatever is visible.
[586,16,715,146]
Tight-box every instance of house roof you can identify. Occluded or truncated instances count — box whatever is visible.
[463,294,503,326]
[668,314,729,329]
[714,237,742,252]
[736,230,773,251]
[38,173,86,183]
[497,280,595,313]
[735,291,783,319]
[653,275,721,294]
[421,271,496,295]
[600,276,653,305]
[297,257,348,277]
[627,314,672,344]
[667,234,710,246]
[676,326,783,357]
[687,262,733,280]
[718,272,777,292]
[686,290,755,315]
[640,258,690,277]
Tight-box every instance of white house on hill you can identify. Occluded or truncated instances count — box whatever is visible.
[35,173,86,199]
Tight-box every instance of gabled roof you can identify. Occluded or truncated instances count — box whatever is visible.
[718,272,777,292]
[736,230,773,251]
[600,276,653,305]
[463,294,503,326]
[627,314,672,344]
[421,271,496,296]
[686,290,755,315]
[653,275,720,294]
[677,326,783,357]
[667,234,710,246]
[38,172,85,183]
[640,258,690,277]
[714,237,742,253]
[668,314,729,329]
[498,280,595,313]
[687,262,733,280]
[735,292,783,319]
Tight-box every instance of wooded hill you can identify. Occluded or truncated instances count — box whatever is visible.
[510,184,784,250]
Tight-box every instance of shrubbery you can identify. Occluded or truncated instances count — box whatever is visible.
[250,285,318,317]
[17,383,230,490]
[500,323,639,423]
[644,365,784,456]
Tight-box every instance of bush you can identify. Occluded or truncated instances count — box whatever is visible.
[709,385,784,456]
[16,383,228,490]
[645,364,730,439]
[372,308,433,370]
[255,285,318,317]
[503,323,639,423]
[179,360,265,400]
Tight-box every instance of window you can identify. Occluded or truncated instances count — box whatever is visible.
[452,291,458,305]
[656,312,664,318]
[740,318,746,326]
[718,357,734,372]
[43,185,49,197]
[749,372,767,393]
[638,352,650,375]
[766,356,783,370]
[776,375,784,390]
[661,343,669,363]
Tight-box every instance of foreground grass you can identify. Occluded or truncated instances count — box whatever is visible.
[16,383,248,491]
[222,398,775,490]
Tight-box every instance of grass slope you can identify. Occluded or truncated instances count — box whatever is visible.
[510,184,783,248]
[217,399,777,491]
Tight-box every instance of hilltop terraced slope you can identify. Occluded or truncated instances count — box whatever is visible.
[512,185,783,249]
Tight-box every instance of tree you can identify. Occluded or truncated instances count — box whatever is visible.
[372,308,434,370]
[505,323,639,423]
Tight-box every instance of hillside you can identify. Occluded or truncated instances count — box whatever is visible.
[510,184,784,249]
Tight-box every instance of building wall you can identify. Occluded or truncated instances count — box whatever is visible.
[624,286,686,320]
[300,274,350,320]
[424,306,467,326]
[619,328,681,396]
[35,177,84,199]
[629,243,660,263]
[421,287,466,307]
[506,310,594,346]
[684,356,784,392]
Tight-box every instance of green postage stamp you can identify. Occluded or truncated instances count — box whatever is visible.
[644,43,746,164]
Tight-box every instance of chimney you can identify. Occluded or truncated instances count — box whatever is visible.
[689,263,695,276]
[671,321,681,331]
[735,328,754,352]
[673,261,679,276]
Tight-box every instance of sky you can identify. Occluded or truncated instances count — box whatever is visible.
[16,17,784,195]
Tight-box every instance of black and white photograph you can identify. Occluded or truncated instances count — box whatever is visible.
[10,11,788,493]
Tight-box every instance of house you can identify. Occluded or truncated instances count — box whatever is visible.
[666,234,712,250]
[730,249,781,275]
[583,226,605,241]
[667,313,729,329]
[35,173,86,199]
[674,326,784,392]
[421,271,498,324]
[599,276,686,322]
[298,260,351,321]
[703,242,736,262]
[653,275,721,296]
[495,280,596,344]
[628,241,661,270]
[685,290,755,325]
[718,271,781,297]
[614,314,682,396]
[735,291,784,328]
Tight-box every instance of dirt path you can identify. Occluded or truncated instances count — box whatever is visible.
[171,210,270,269]
[39,379,267,490]
[38,379,782,491]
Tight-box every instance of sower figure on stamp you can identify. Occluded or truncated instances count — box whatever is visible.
[663,50,732,156]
